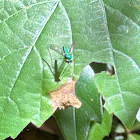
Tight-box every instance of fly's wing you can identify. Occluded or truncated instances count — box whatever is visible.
[50,45,63,56]
[69,42,75,54]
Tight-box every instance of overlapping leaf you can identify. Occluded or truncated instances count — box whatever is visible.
[94,0,140,129]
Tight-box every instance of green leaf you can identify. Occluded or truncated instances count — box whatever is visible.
[54,65,102,140]
[1,0,113,139]
[94,0,140,129]
[87,109,112,140]
[131,121,140,132]
[1,0,140,139]
[128,134,140,140]
[0,0,73,139]
[103,0,140,26]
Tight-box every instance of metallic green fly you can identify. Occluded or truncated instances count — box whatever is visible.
[42,43,74,82]
[50,42,74,63]
[63,46,72,63]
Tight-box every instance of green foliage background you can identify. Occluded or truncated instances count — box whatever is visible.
[0,0,140,139]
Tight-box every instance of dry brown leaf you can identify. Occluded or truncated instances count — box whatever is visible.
[49,79,82,112]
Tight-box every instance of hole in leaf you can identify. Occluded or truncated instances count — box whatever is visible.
[90,62,115,76]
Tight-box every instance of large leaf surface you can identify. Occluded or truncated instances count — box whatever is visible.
[104,0,140,26]
[0,0,113,139]
[94,0,140,129]
[54,65,102,140]
[0,0,73,139]
[1,0,140,139]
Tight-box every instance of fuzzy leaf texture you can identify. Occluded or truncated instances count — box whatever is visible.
[0,0,72,139]
[94,0,140,129]
[0,0,112,139]
[0,0,140,139]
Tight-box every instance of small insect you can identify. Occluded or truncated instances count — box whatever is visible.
[63,46,72,63]
[50,42,74,63]
[42,43,74,82]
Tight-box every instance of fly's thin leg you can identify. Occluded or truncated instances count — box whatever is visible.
[42,58,54,76]
[58,59,66,75]
[73,54,79,61]
[60,54,79,79]
[60,72,72,80]
[60,62,72,79]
